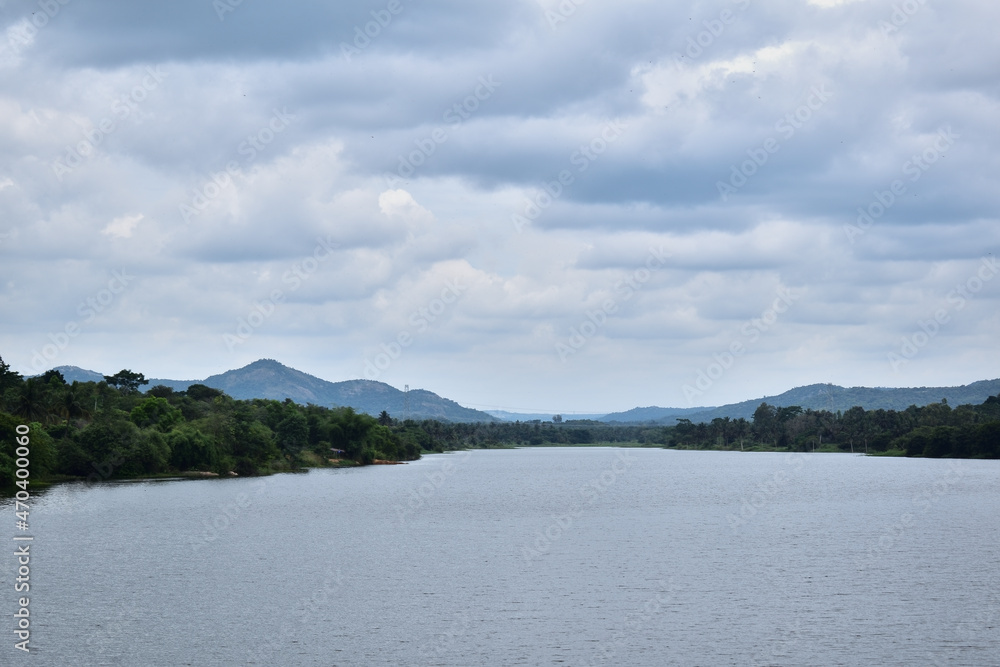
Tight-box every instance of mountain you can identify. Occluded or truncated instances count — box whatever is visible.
[200,360,348,403]
[31,361,1000,426]
[167,359,496,423]
[601,379,1000,424]
[45,366,106,384]
[322,381,493,422]
[36,359,494,422]
[33,366,199,390]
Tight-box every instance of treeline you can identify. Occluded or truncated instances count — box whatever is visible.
[408,419,665,450]
[669,398,1000,457]
[364,397,1000,459]
[367,400,1000,459]
[2,355,998,488]
[0,358,424,487]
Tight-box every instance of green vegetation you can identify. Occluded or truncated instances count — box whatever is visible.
[0,357,423,488]
[1,353,997,490]
[663,399,1000,457]
[359,396,1000,459]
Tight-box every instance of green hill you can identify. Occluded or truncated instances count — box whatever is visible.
[180,359,495,422]
[601,379,1000,424]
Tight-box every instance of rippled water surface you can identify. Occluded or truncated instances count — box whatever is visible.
[4,448,999,666]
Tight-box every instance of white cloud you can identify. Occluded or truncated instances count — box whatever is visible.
[102,213,143,239]
[378,189,435,224]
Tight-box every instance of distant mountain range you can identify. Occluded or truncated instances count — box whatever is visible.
[40,362,1000,426]
[600,380,1000,424]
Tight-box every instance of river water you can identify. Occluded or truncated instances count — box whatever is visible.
[3,448,999,665]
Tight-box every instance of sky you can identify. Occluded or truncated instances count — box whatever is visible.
[0,0,997,414]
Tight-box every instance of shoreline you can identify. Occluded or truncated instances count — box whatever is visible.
[0,445,947,498]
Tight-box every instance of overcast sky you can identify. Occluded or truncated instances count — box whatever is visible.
[1,0,997,414]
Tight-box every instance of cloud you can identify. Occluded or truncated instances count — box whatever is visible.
[378,189,434,224]
[102,213,143,239]
[0,0,997,411]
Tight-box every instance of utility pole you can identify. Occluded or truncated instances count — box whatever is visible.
[404,384,409,421]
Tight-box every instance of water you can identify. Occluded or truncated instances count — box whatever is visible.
[3,448,999,666]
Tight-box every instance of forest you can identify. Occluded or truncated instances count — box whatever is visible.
[0,358,425,486]
[1,355,998,488]
[402,397,1000,458]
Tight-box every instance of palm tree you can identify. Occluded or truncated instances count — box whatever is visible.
[14,379,50,423]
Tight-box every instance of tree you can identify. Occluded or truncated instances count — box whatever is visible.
[186,384,223,401]
[752,403,778,445]
[40,369,67,386]
[553,415,563,423]
[711,417,732,447]
[378,410,392,426]
[276,411,309,454]
[235,421,279,471]
[329,407,376,460]
[14,379,50,423]
[91,381,117,414]
[104,369,149,394]
[146,385,175,399]
[673,418,695,447]
[922,426,955,458]
[167,426,219,471]
[74,413,169,477]
[0,416,55,484]
[919,402,953,428]
[0,356,22,391]
[57,381,91,435]
[733,418,751,450]
[362,424,401,461]
[974,423,1000,458]
[0,412,21,486]
[130,397,183,432]
[776,406,803,423]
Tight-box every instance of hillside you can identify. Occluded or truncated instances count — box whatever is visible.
[601,380,1000,424]
[200,359,341,403]
[39,366,199,390]
[175,359,495,423]
[40,359,494,423]
[47,366,106,384]
[35,362,1000,427]
[324,381,492,422]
